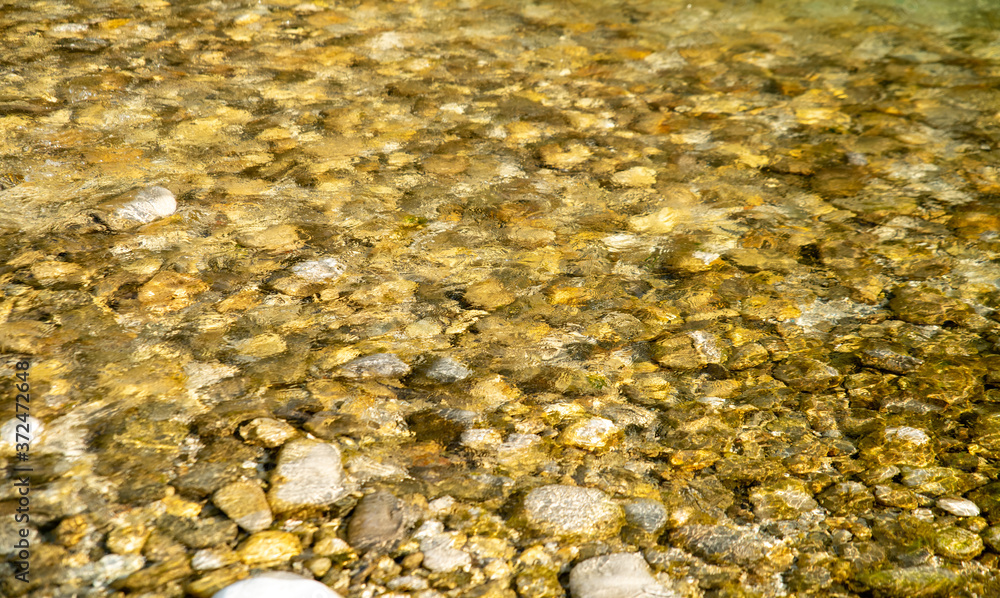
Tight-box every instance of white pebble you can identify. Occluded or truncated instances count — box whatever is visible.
[213,571,342,598]
[114,186,176,224]
[936,497,980,517]
[885,426,930,445]
[291,258,346,282]
[569,553,678,598]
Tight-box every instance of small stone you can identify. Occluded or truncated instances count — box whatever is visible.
[424,357,472,383]
[750,479,819,520]
[859,566,958,598]
[105,186,177,230]
[347,491,413,553]
[413,521,472,572]
[773,357,842,392]
[465,279,516,310]
[138,271,209,312]
[613,166,657,188]
[212,571,342,598]
[340,353,410,378]
[931,526,983,560]
[267,438,352,513]
[622,499,668,534]
[191,547,240,571]
[560,417,621,452]
[670,524,793,571]
[569,552,678,598]
[236,530,302,566]
[726,342,769,370]
[236,224,302,251]
[522,485,623,539]
[290,257,347,282]
[0,415,43,451]
[460,428,503,450]
[213,481,274,533]
[239,417,298,448]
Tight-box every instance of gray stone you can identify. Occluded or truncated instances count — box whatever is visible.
[213,571,343,598]
[569,553,678,598]
[523,484,623,539]
[267,438,352,513]
[340,353,411,378]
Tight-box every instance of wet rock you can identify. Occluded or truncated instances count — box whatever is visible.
[213,481,273,533]
[931,527,983,560]
[191,547,240,571]
[212,571,342,598]
[888,286,975,327]
[267,438,352,513]
[622,498,668,534]
[158,514,239,549]
[936,497,979,517]
[773,357,842,392]
[726,342,769,371]
[238,417,298,448]
[818,481,874,515]
[347,491,414,553]
[101,186,177,230]
[522,485,623,540]
[236,530,302,566]
[749,479,819,520]
[413,520,472,572]
[340,353,411,378]
[138,271,209,312]
[236,224,302,251]
[560,417,621,452]
[859,566,958,598]
[569,552,678,598]
[670,524,793,571]
[859,341,923,374]
[423,356,473,383]
[652,331,725,370]
[465,279,516,310]
[291,257,347,282]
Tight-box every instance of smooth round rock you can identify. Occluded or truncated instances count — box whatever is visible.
[213,571,342,598]
[569,553,678,598]
[936,497,980,517]
[523,485,623,539]
[291,258,346,282]
[267,439,351,513]
[340,353,410,378]
[107,186,176,230]
[347,491,410,553]
[561,417,621,452]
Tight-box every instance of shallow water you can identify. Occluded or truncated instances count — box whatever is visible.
[2,0,1000,596]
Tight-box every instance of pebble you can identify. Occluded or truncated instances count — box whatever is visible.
[522,484,623,539]
[670,524,793,571]
[291,257,347,282]
[236,530,302,566]
[340,353,411,378]
[267,438,352,513]
[568,553,678,598]
[936,497,980,517]
[107,185,176,230]
[213,480,274,533]
[560,417,621,452]
[347,491,413,553]
[213,571,343,598]
[413,520,472,572]
[424,356,472,383]
[239,417,298,448]
[622,499,669,534]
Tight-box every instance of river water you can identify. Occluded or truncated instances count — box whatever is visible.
[2,0,1000,596]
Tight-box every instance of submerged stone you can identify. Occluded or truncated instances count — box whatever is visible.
[267,439,351,513]
[522,484,623,539]
[569,552,677,598]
